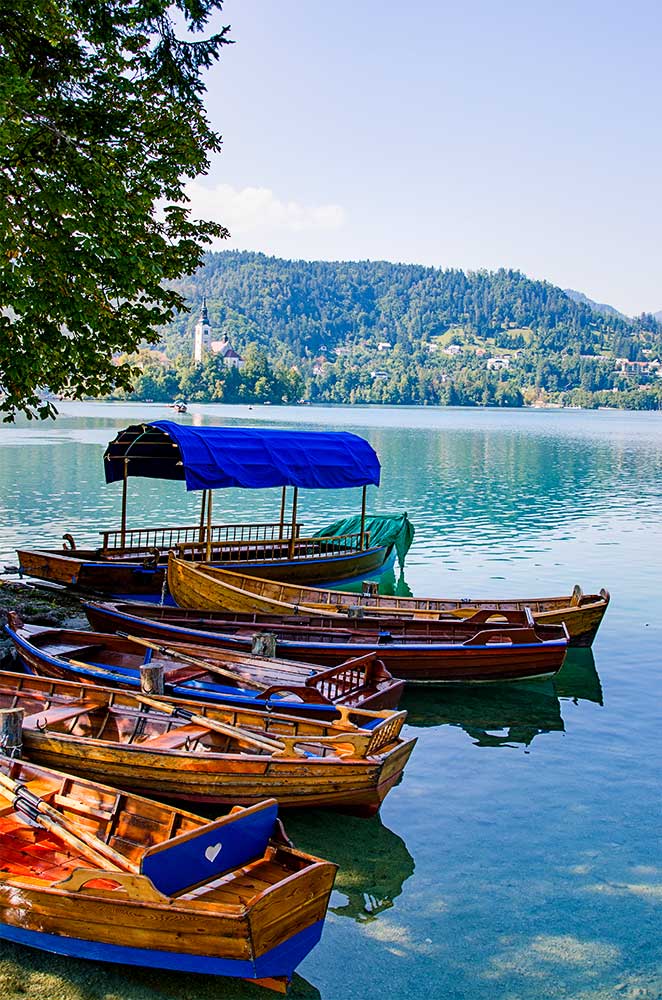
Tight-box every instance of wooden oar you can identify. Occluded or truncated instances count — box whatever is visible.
[63,659,366,758]
[118,633,266,691]
[132,693,291,755]
[0,771,136,873]
[64,655,324,725]
[37,659,299,758]
[118,630,329,682]
[133,693,371,759]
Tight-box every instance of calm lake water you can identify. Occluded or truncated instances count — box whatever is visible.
[0,401,660,1000]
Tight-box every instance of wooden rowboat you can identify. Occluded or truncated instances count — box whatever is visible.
[16,536,392,596]
[84,601,569,683]
[0,758,336,991]
[6,618,403,719]
[0,670,415,814]
[167,556,610,647]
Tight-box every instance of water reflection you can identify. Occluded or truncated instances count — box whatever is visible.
[3,404,661,571]
[402,648,602,749]
[402,680,563,748]
[283,812,414,924]
[554,647,603,705]
[333,565,412,596]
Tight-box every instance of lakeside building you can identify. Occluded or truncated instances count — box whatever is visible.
[615,358,661,376]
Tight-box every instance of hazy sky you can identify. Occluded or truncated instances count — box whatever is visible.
[188,0,662,315]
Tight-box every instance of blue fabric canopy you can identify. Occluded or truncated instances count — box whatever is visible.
[104,421,381,491]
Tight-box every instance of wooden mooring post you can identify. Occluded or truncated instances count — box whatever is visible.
[252,633,278,658]
[140,664,165,696]
[0,709,24,759]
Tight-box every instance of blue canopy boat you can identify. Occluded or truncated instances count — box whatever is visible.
[17,422,414,596]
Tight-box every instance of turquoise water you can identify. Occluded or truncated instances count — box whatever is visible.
[0,402,660,1000]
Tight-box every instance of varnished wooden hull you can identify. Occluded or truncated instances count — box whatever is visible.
[84,603,568,683]
[0,759,337,988]
[22,733,415,814]
[0,876,331,982]
[17,541,392,596]
[168,557,610,647]
[0,671,415,815]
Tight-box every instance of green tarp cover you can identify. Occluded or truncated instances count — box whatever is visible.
[314,513,414,570]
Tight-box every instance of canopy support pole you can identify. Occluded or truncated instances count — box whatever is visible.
[359,485,367,550]
[205,490,213,562]
[120,458,128,550]
[288,488,298,559]
[279,487,287,540]
[198,490,207,542]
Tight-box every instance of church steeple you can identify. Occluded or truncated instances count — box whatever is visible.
[193,295,211,364]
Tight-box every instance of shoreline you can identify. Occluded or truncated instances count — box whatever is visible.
[0,579,85,660]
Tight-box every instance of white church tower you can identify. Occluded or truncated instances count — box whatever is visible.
[193,297,211,364]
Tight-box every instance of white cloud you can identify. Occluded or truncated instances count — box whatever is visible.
[184,182,346,240]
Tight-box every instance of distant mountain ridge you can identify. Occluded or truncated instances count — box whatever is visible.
[563,288,627,320]
[164,251,660,361]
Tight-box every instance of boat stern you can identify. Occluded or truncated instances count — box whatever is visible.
[247,855,337,980]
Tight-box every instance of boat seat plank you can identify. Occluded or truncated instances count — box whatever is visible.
[23,778,60,799]
[164,666,214,683]
[137,723,210,750]
[52,793,115,823]
[46,643,106,658]
[22,704,99,729]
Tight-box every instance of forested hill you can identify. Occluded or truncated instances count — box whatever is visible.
[120,252,662,410]
[165,251,660,360]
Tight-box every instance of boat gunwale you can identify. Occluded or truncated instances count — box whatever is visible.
[82,602,569,653]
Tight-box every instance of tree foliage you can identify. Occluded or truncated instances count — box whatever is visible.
[0,0,231,419]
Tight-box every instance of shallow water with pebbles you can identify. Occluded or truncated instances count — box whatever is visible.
[0,401,660,1000]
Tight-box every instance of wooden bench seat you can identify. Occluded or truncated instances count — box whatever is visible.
[22,703,99,730]
[136,723,211,751]
[46,643,106,658]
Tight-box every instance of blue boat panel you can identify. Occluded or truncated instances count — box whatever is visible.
[141,801,278,895]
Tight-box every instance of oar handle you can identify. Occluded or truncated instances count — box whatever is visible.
[0,772,133,872]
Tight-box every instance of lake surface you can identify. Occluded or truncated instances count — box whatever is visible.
[0,402,660,1000]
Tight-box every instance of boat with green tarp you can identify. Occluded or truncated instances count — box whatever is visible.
[17,422,414,596]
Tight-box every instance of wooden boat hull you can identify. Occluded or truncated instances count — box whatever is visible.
[17,541,392,596]
[7,622,404,717]
[84,603,568,683]
[0,759,337,989]
[0,670,415,814]
[0,887,327,982]
[21,731,415,814]
[167,557,610,647]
